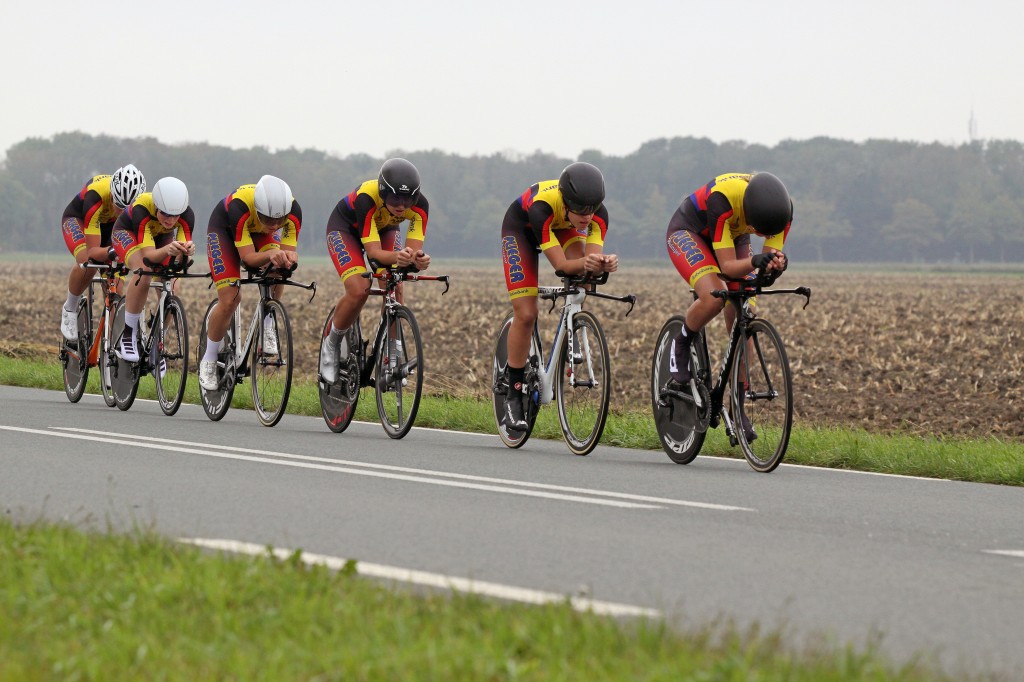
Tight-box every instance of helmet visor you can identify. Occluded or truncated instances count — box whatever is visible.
[384,193,417,211]
[257,212,288,227]
[564,199,600,215]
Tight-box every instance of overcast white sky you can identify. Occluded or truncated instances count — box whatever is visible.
[2,0,1019,161]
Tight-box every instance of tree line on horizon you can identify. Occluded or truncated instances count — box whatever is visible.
[1,131,1022,265]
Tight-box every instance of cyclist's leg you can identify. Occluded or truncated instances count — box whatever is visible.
[324,220,371,381]
[667,226,723,384]
[60,217,92,340]
[201,215,243,390]
[112,227,151,362]
[500,209,540,431]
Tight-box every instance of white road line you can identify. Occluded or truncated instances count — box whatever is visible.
[53,427,754,512]
[984,550,1024,559]
[179,537,662,619]
[1,425,657,509]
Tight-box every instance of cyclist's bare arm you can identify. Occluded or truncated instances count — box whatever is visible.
[585,244,618,273]
[239,244,296,271]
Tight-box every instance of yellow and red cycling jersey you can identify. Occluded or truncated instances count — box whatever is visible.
[678,173,789,252]
[513,179,608,251]
[334,179,428,245]
[221,184,302,249]
[62,175,123,236]
[111,192,194,262]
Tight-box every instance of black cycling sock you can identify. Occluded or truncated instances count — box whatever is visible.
[507,365,525,396]
[670,324,699,383]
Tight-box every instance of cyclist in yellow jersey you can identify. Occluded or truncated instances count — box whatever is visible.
[199,175,302,390]
[59,164,146,341]
[665,171,791,436]
[500,161,618,433]
[319,158,431,383]
[110,177,196,362]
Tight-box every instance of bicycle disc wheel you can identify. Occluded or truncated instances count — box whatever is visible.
[492,312,540,449]
[555,310,611,456]
[251,300,292,427]
[198,299,235,422]
[374,306,424,439]
[61,298,91,403]
[98,299,118,408]
[651,316,709,465]
[731,318,793,473]
[155,295,189,417]
[111,304,140,411]
[318,313,362,433]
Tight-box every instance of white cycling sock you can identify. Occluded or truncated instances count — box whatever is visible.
[329,326,346,343]
[64,291,81,312]
[124,311,142,331]
[203,337,222,362]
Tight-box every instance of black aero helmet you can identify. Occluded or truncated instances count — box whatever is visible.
[558,161,605,214]
[378,158,421,200]
[743,172,792,236]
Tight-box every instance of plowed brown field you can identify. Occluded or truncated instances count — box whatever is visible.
[4,262,1022,440]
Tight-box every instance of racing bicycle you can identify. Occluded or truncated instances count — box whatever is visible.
[491,271,636,456]
[318,265,450,439]
[198,264,316,427]
[109,258,209,414]
[651,269,811,472]
[60,251,127,405]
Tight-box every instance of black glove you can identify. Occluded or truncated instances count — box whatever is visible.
[751,252,773,270]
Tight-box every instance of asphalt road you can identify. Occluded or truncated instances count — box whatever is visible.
[2,385,1022,678]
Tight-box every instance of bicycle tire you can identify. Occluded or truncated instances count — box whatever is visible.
[198,299,235,422]
[155,295,189,417]
[491,312,540,448]
[651,316,710,465]
[251,299,292,427]
[61,297,91,403]
[555,310,611,456]
[731,318,793,473]
[111,304,140,412]
[374,305,424,439]
[318,312,362,433]
[98,296,119,408]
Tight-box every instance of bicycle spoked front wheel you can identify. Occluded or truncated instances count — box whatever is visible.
[155,295,189,417]
[651,316,710,465]
[250,300,292,427]
[98,298,119,408]
[318,312,362,433]
[110,304,140,411]
[555,310,611,456]
[731,318,793,473]
[374,305,423,439]
[198,299,235,422]
[61,297,91,403]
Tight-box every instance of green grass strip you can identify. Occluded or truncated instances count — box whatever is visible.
[0,518,958,681]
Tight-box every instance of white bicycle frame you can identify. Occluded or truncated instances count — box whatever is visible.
[225,294,267,373]
[531,286,594,405]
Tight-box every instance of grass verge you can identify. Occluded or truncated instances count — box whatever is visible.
[3,355,1022,486]
[0,518,961,681]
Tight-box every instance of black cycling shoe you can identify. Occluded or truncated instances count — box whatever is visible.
[665,377,689,392]
[738,410,757,442]
[503,392,528,433]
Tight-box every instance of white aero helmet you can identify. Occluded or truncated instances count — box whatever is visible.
[152,177,189,216]
[254,175,293,219]
[110,164,146,209]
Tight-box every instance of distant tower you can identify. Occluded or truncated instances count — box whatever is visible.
[968,107,978,142]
